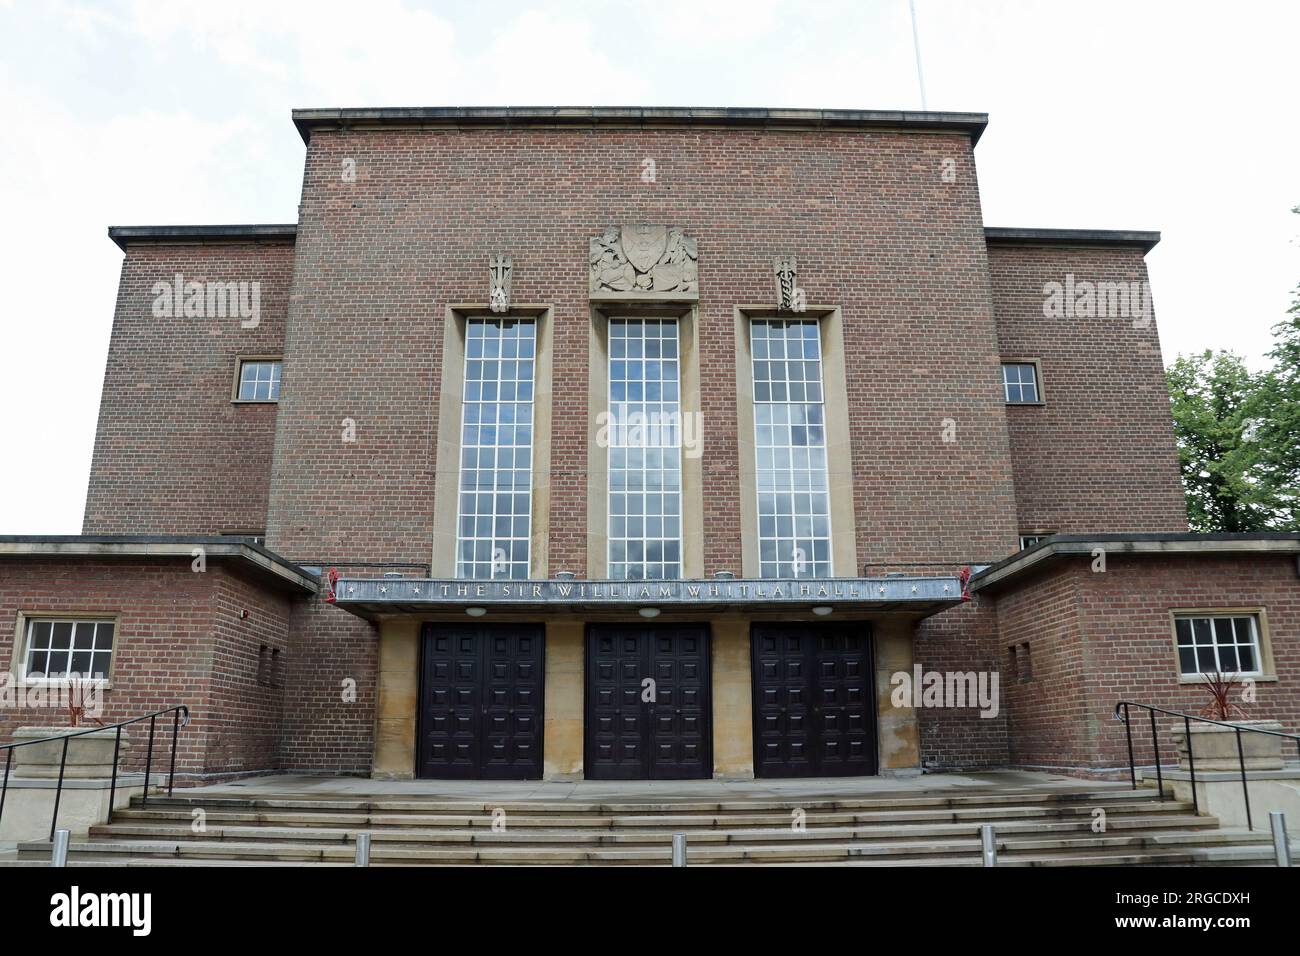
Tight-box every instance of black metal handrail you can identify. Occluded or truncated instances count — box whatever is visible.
[1114,700,1300,831]
[0,705,190,841]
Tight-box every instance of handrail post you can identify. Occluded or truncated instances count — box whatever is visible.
[168,708,181,797]
[107,726,122,825]
[980,824,997,866]
[1236,727,1252,831]
[1149,709,1164,800]
[1122,703,1136,790]
[1270,813,1291,867]
[0,747,11,830]
[141,713,157,808]
[49,736,70,841]
[672,832,687,867]
[355,832,372,867]
[51,828,70,867]
[1183,714,1198,814]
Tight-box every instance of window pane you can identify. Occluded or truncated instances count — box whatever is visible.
[1174,618,1192,645]
[1177,646,1196,674]
[752,319,831,578]
[607,318,683,580]
[239,361,282,401]
[455,318,535,579]
[1003,363,1039,403]
[50,622,73,650]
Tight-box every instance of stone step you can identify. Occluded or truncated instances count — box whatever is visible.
[107,799,1196,831]
[87,813,1222,847]
[125,787,1150,816]
[17,827,1277,866]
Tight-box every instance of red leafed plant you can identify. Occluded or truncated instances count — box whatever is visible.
[1197,669,1249,721]
[65,673,106,729]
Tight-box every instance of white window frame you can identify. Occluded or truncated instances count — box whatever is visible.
[1001,359,1043,405]
[233,357,283,403]
[750,317,832,579]
[606,316,684,581]
[1172,611,1267,679]
[11,614,119,686]
[1018,532,1054,551]
[453,316,536,580]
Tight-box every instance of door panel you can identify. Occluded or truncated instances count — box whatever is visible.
[418,623,544,780]
[585,624,712,780]
[751,623,876,778]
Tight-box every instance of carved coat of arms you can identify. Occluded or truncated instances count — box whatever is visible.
[590,224,698,296]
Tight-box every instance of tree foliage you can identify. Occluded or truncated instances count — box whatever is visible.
[1167,230,1300,532]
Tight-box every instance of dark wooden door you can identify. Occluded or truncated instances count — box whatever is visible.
[585,624,711,780]
[418,623,544,780]
[751,623,876,778]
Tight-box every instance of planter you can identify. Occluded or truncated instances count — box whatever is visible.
[1172,720,1284,772]
[9,726,131,779]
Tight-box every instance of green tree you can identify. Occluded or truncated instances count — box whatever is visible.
[1166,350,1269,531]
[1234,291,1300,528]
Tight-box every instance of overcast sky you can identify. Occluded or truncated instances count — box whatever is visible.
[1,0,1296,534]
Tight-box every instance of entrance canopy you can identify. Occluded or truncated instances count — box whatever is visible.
[328,575,965,620]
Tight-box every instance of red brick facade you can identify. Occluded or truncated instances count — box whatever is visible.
[988,551,1300,774]
[987,243,1188,535]
[0,558,293,779]
[4,109,1293,781]
[83,241,293,537]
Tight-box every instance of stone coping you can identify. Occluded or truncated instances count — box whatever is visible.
[291,106,990,144]
[1140,767,1300,783]
[108,223,298,250]
[970,532,1300,594]
[0,774,162,790]
[984,226,1160,253]
[0,535,319,594]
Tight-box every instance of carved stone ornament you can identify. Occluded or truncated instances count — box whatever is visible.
[774,255,798,311]
[489,254,512,313]
[589,224,698,299]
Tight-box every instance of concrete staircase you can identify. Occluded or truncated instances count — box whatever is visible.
[3,784,1291,866]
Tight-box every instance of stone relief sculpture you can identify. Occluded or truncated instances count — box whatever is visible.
[774,255,798,311]
[590,224,698,296]
[489,254,512,312]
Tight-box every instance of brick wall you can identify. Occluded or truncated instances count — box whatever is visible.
[989,554,1300,774]
[988,244,1188,536]
[267,125,1019,573]
[0,559,294,780]
[277,597,377,775]
[991,563,1094,769]
[83,240,292,536]
[915,600,1010,769]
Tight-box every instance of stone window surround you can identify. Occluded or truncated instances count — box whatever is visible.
[8,610,122,690]
[1168,607,1278,685]
[734,306,858,578]
[430,304,555,578]
[231,355,283,404]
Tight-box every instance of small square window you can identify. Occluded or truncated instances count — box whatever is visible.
[1002,362,1040,404]
[236,360,282,402]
